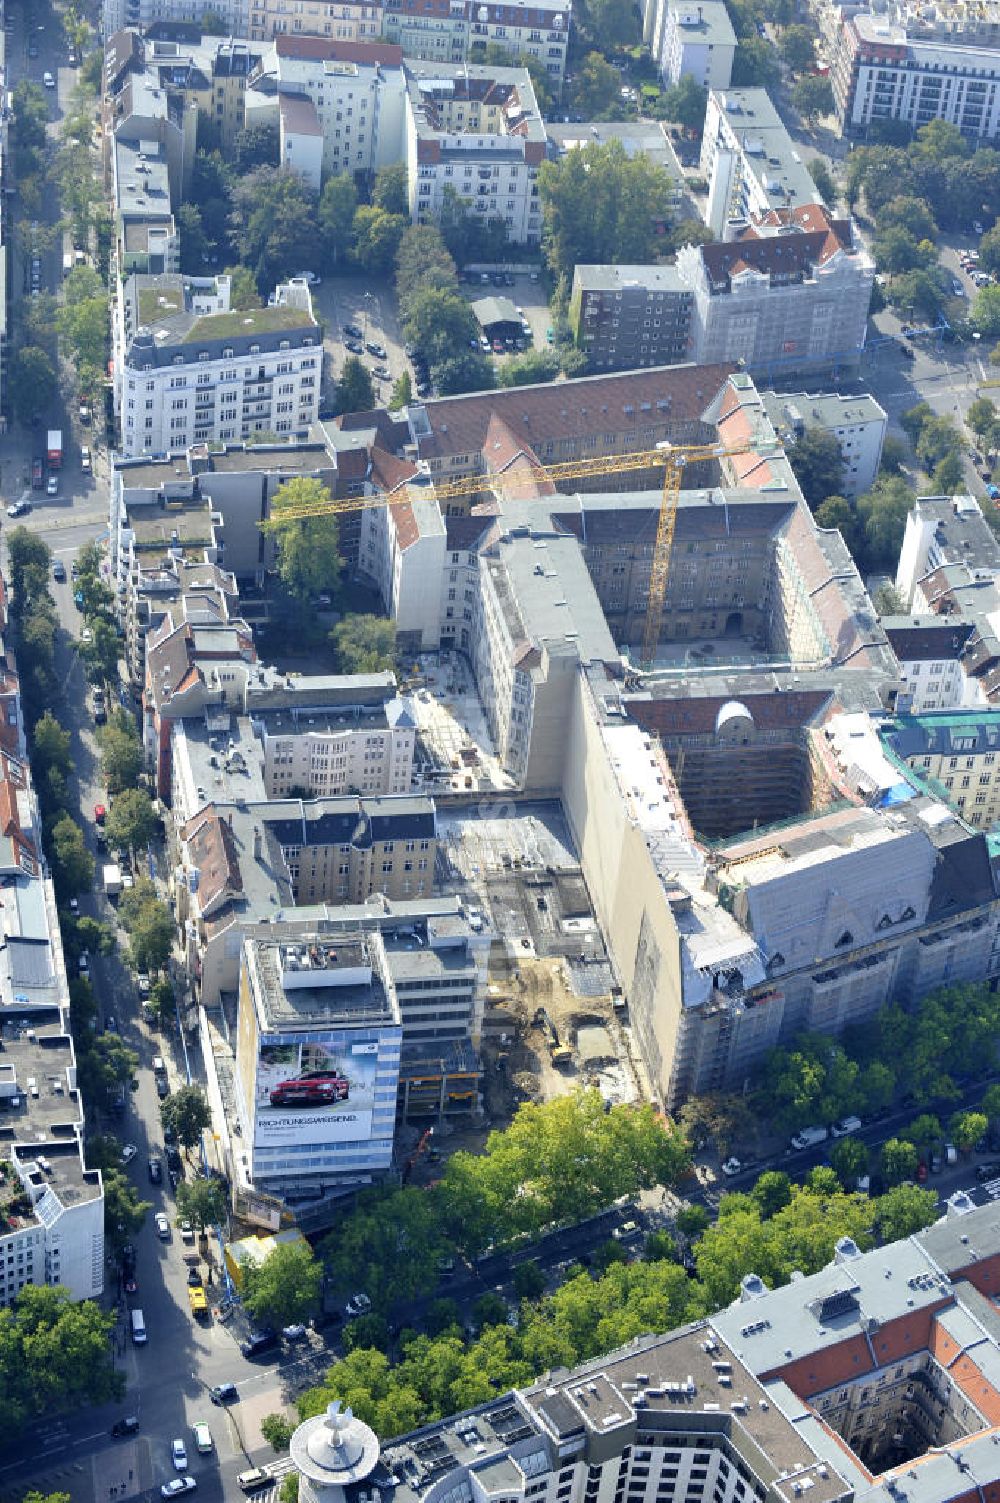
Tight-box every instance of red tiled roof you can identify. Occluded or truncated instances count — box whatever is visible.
[410,364,736,466]
[370,446,420,494]
[274,33,403,65]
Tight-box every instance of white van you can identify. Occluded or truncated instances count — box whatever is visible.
[130,1308,147,1344]
[791,1125,829,1150]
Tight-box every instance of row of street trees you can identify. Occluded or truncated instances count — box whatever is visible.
[298,1159,941,1440]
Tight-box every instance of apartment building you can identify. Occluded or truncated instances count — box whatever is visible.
[570,265,695,372]
[676,204,874,377]
[243,36,406,188]
[880,709,1000,829]
[113,273,322,457]
[406,61,546,246]
[884,617,984,714]
[761,389,887,498]
[0,610,104,1306]
[103,0,248,40]
[288,1200,1000,1503]
[644,0,736,89]
[700,88,822,239]
[248,0,381,42]
[895,494,1000,610]
[255,695,416,798]
[832,1,1000,138]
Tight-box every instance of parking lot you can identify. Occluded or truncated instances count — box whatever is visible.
[313,268,555,409]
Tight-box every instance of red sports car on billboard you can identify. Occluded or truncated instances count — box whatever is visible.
[268,1071,350,1107]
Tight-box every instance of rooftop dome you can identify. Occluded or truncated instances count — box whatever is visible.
[290,1401,380,1494]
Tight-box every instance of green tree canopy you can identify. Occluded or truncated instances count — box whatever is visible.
[395,224,458,314]
[788,426,844,507]
[780,23,816,71]
[331,615,396,674]
[334,356,375,417]
[103,1167,152,1249]
[373,163,409,217]
[229,168,318,288]
[105,788,157,854]
[874,1183,940,1241]
[807,157,836,206]
[660,74,707,132]
[538,139,672,280]
[97,722,143,796]
[262,476,344,600]
[880,1137,919,1186]
[161,1084,212,1152]
[49,815,95,899]
[319,174,360,267]
[792,74,833,123]
[244,1240,323,1327]
[352,206,408,274]
[10,346,58,425]
[175,1175,228,1232]
[571,51,625,118]
[0,1286,122,1432]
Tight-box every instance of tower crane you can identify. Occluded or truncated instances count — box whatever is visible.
[264,437,782,669]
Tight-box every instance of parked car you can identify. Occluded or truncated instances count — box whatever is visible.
[43,70,55,87]
[345,1292,371,1318]
[791,1125,829,1150]
[831,1115,862,1138]
[155,1212,171,1239]
[282,1323,308,1342]
[343,323,363,340]
[121,1143,138,1164]
[180,1219,194,1243]
[81,445,91,472]
[111,1417,140,1437]
[172,1439,188,1471]
[345,339,364,355]
[192,1421,213,1454]
[148,1157,162,1183]
[240,1328,279,1359]
[365,341,386,358]
[721,1156,742,1176]
[46,475,58,496]
[53,560,66,581]
[7,499,30,518]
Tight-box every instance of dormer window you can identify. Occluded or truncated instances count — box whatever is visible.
[249,343,260,354]
[172,354,183,365]
[223,346,234,358]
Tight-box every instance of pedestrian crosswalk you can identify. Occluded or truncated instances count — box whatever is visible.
[266,1457,297,1480]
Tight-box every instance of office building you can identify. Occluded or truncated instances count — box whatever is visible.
[570,265,695,372]
[644,0,737,89]
[832,1,1000,139]
[406,61,546,246]
[296,1201,1000,1503]
[701,88,824,239]
[761,390,887,498]
[113,272,323,457]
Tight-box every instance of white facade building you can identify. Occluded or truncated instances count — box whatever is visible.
[103,0,249,46]
[645,0,736,89]
[833,5,1000,139]
[701,88,821,239]
[244,36,407,186]
[762,390,887,498]
[114,273,322,458]
[254,696,417,798]
[406,61,546,245]
[359,485,448,654]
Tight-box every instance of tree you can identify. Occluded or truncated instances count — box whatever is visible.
[334,356,375,417]
[261,1414,295,1453]
[644,1230,678,1262]
[512,1260,547,1300]
[584,0,640,50]
[979,224,1000,277]
[80,619,121,684]
[178,202,210,274]
[933,451,964,493]
[389,370,413,411]
[474,1292,509,1328]
[320,1185,453,1309]
[33,711,72,785]
[403,288,479,368]
[229,168,318,289]
[351,206,408,275]
[731,36,781,88]
[175,1176,228,1233]
[788,426,844,508]
[161,1085,212,1153]
[890,266,946,320]
[319,174,359,268]
[244,1241,323,1327]
[344,1312,391,1351]
[882,195,937,240]
[915,413,963,471]
[233,124,279,173]
[103,1168,151,1249]
[280,1475,300,1503]
[660,74,707,133]
[906,1114,942,1150]
[97,724,143,796]
[807,157,836,206]
[263,477,345,600]
[77,1034,138,1114]
[373,163,409,217]
[814,495,862,558]
[105,789,157,855]
[780,24,816,72]
[750,1170,792,1219]
[0,1285,122,1432]
[968,397,998,437]
[880,1137,918,1187]
[571,51,624,119]
[433,350,495,395]
[123,894,174,973]
[974,286,1000,337]
[676,1093,757,1155]
[395,225,458,314]
[874,1183,940,1241]
[538,140,672,280]
[873,227,929,277]
[147,977,176,1029]
[950,1110,988,1152]
[792,74,833,123]
[49,815,95,899]
[10,346,57,425]
[331,615,396,674]
[497,349,561,387]
[675,1203,710,1239]
[830,1135,868,1189]
[856,474,916,571]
